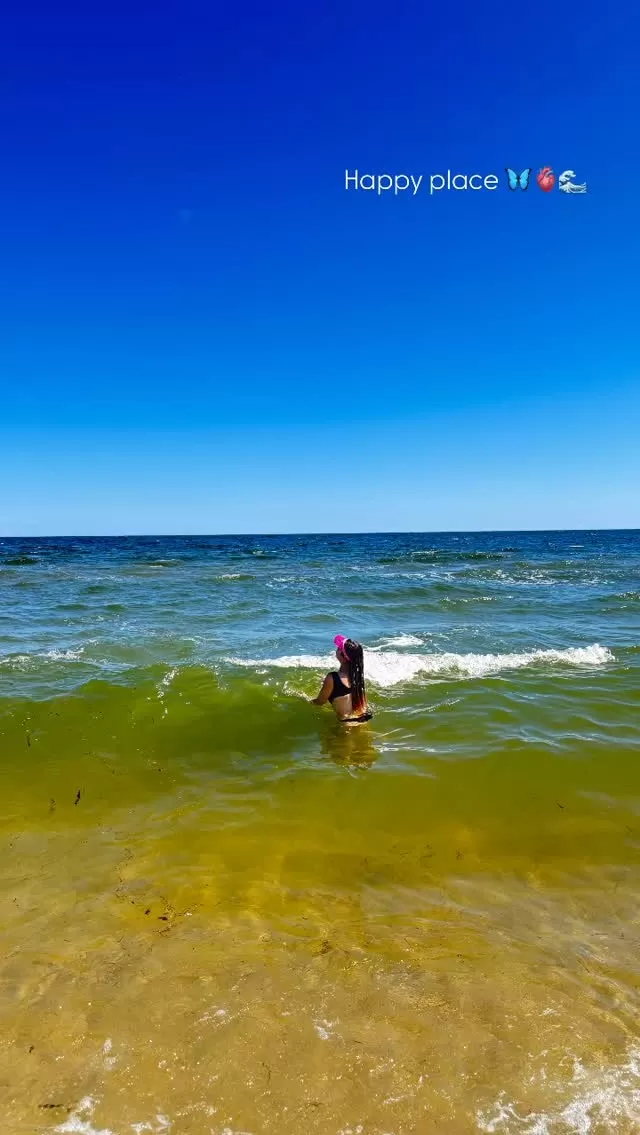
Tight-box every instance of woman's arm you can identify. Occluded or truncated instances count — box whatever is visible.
[312,673,334,706]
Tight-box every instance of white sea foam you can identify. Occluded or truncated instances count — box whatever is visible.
[373,634,425,648]
[228,645,613,688]
[54,1095,114,1134]
[157,667,178,697]
[130,1118,172,1134]
[0,647,85,667]
[313,1017,337,1040]
[44,648,85,660]
[58,1098,174,1135]
[477,1045,640,1133]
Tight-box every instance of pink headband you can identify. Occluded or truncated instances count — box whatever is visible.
[334,634,348,653]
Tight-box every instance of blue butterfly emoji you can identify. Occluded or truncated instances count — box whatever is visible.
[505,168,532,191]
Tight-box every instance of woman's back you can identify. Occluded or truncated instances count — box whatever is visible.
[312,636,372,724]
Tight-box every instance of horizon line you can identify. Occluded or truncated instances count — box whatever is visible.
[2,527,639,540]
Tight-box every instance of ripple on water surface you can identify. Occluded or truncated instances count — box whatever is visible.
[0,531,639,1132]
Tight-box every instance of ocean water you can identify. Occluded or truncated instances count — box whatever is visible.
[1,530,639,1134]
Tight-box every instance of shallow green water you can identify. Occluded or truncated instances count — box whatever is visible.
[1,531,639,1132]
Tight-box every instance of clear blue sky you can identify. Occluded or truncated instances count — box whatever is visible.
[1,1,638,534]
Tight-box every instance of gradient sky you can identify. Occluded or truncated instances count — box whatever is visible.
[1,1,638,534]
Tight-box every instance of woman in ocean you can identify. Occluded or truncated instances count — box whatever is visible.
[312,635,373,724]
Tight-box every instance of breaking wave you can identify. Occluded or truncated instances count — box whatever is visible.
[228,644,614,687]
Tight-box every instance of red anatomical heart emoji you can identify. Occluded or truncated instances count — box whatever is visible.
[537,167,555,192]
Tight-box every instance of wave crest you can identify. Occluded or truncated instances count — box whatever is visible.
[228,644,614,687]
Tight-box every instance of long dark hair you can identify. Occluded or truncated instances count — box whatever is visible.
[342,639,367,715]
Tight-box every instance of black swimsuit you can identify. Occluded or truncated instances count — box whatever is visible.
[328,672,352,702]
[328,673,373,723]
